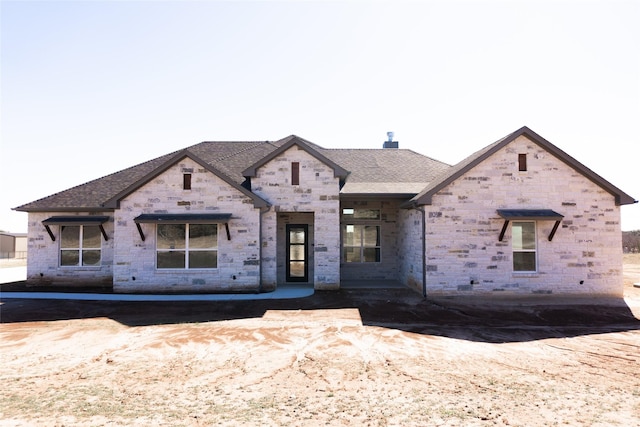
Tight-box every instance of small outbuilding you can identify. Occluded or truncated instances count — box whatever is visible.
[0,232,27,259]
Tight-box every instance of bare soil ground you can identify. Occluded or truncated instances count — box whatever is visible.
[1,255,639,426]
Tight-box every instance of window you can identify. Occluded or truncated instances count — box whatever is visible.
[342,208,380,220]
[512,221,536,272]
[183,173,192,190]
[60,225,102,266]
[291,162,300,185]
[342,208,381,263]
[343,225,381,262]
[156,224,218,269]
[518,153,527,171]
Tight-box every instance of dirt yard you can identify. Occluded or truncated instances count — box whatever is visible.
[1,256,639,426]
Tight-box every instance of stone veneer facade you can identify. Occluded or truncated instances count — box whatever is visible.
[251,145,341,290]
[339,199,401,282]
[420,135,623,297]
[112,158,261,292]
[25,211,114,286]
[398,208,425,294]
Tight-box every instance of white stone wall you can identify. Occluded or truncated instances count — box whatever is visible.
[259,208,277,291]
[251,146,341,289]
[397,207,424,293]
[25,211,114,286]
[113,158,261,292]
[424,135,624,297]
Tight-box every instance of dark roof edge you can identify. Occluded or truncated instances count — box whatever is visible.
[340,193,417,199]
[520,127,637,206]
[102,149,269,209]
[242,135,350,178]
[13,206,114,213]
[12,150,182,212]
[406,126,636,208]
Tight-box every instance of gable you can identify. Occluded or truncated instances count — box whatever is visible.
[242,135,349,179]
[406,126,637,207]
[104,150,269,209]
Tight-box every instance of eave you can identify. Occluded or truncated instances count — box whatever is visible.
[404,126,637,208]
[102,149,269,209]
[13,206,115,213]
[242,135,350,179]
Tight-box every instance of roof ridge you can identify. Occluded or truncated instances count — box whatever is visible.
[322,147,413,151]
[321,147,451,166]
[402,149,452,167]
[214,141,274,162]
[322,147,434,154]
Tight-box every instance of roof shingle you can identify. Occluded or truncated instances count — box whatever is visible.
[15,135,452,212]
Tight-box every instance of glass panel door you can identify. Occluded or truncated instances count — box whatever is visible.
[286,224,308,282]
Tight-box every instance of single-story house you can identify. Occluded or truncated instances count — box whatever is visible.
[14,126,637,296]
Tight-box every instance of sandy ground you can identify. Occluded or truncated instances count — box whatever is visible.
[0,256,639,426]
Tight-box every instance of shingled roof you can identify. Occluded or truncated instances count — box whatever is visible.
[14,151,181,212]
[14,135,451,212]
[320,148,450,196]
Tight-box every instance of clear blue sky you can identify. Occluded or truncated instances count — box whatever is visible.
[1,0,638,232]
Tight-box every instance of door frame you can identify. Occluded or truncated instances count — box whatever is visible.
[286,224,309,282]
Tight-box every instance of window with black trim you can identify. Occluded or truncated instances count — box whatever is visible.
[342,208,381,263]
[60,225,102,266]
[512,221,536,272]
[183,173,192,190]
[156,224,218,269]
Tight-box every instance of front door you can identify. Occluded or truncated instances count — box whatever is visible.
[286,224,308,282]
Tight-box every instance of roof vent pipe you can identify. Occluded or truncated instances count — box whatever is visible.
[383,131,398,149]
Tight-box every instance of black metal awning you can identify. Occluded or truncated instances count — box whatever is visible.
[133,213,232,224]
[43,215,110,225]
[497,209,564,221]
[133,213,233,241]
[496,209,564,242]
[42,216,110,241]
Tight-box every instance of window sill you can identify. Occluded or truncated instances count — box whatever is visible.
[512,272,539,278]
[341,262,382,265]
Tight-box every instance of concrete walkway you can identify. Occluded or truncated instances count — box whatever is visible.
[0,286,314,301]
[0,266,406,301]
[0,263,316,300]
[0,266,316,301]
[0,284,314,302]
